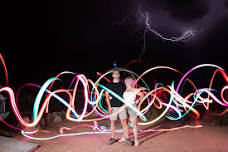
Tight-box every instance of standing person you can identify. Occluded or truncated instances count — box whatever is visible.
[121,76,144,146]
[105,69,133,145]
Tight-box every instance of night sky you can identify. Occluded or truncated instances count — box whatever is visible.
[0,0,228,88]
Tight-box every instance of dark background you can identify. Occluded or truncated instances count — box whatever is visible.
[0,0,228,88]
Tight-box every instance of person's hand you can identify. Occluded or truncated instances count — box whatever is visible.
[135,99,140,104]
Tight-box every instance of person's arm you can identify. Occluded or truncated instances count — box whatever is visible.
[105,91,112,115]
[135,89,144,104]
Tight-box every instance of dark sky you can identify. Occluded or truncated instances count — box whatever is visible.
[0,0,228,87]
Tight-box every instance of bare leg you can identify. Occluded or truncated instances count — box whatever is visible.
[130,117,138,145]
[107,120,117,145]
[120,119,129,139]
[111,120,115,138]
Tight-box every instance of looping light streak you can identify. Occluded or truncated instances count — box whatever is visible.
[0,55,227,140]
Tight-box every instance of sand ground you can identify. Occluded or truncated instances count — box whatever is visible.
[11,118,228,152]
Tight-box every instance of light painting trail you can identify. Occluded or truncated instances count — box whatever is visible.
[0,54,227,140]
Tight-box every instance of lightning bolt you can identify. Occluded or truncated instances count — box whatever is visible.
[137,0,194,59]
